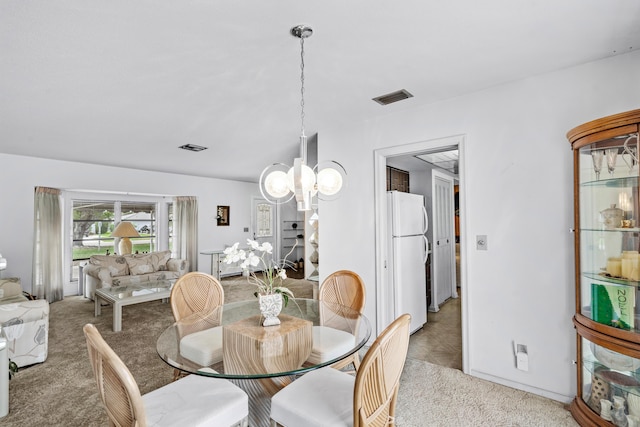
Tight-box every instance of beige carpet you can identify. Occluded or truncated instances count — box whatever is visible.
[3,277,576,426]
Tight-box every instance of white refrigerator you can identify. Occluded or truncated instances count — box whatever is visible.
[387,191,429,334]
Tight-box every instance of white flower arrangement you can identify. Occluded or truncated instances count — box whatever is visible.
[222,239,297,305]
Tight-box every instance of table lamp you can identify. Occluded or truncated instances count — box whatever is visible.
[112,222,140,255]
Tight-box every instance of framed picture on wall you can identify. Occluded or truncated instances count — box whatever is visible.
[217,205,229,226]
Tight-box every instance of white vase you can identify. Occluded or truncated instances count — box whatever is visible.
[602,399,613,421]
[628,392,640,418]
[259,293,283,327]
[613,395,626,410]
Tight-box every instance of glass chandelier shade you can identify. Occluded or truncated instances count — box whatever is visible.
[258,24,347,211]
[263,169,290,199]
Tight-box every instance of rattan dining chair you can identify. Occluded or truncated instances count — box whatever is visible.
[170,271,225,321]
[169,272,225,378]
[308,270,366,371]
[270,313,411,427]
[83,323,248,427]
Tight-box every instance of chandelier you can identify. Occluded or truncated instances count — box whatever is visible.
[259,25,347,211]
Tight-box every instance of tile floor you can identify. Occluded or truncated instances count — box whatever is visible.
[408,294,462,370]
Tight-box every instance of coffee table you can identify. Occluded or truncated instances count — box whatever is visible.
[94,279,175,332]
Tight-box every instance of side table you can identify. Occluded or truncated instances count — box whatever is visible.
[200,249,246,280]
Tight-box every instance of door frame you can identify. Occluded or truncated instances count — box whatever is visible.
[373,134,469,373]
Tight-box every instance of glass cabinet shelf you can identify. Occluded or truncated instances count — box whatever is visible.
[583,359,640,395]
[581,176,639,189]
[582,228,640,233]
[583,271,640,287]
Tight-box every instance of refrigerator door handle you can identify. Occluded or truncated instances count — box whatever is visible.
[422,235,429,264]
[421,206,429,234]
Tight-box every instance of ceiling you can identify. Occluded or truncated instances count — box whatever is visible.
[1,1,639,183]
[416,149,459,176]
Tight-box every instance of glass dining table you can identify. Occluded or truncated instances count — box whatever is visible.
[156,298,371,427]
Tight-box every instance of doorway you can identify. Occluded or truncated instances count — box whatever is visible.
[374,134,467,373]
[430,169,458,312]
[251,197,279,263]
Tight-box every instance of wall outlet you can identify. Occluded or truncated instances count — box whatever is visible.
[513,342,529,371]
[244,227,249,232]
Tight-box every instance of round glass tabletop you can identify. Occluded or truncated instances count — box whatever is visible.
[156,298,371,379]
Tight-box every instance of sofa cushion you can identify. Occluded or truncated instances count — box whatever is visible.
[111,270,182,287]
[0,277,22,302]
[89,255,130,277]
[125,251,171,275]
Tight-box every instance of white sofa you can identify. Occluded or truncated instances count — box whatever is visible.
[0,278,49,368]
[83,251,188,300]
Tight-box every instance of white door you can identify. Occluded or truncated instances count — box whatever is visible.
[430,170,457,312]
[251,198,278,265]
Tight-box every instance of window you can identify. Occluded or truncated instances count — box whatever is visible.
[67,194,172,294]
[119,202,157,253]
[72,201,116,260]
[72,201,157,261]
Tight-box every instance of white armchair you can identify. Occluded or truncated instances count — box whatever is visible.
[0,278,49,368]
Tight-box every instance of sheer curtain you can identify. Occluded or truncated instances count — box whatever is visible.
[174,196,198,272]
[32,186,64,302]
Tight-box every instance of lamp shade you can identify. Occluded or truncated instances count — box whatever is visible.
[112,221,140,238]
[0,254,6,270]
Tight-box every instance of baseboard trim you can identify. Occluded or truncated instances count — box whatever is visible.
[468,369,573,404]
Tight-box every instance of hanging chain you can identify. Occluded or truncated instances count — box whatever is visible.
[300,35,306,136]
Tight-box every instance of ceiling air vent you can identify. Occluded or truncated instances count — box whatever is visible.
[179,144,208,152]
[372,89,413,106]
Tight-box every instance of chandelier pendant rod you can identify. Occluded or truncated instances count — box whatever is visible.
[298,27,308,163]
[258,24,346,211]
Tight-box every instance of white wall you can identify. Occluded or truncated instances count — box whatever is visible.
[318,50,640,402]
[0,154,261,290]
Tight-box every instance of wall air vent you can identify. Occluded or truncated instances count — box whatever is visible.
[372,89,413,106]
[179,144,208,152]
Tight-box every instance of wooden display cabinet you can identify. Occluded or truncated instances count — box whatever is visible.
[568,109,640,426]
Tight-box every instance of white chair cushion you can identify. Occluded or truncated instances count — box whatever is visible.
[143,374,247,427]
[179,326,223,366]
[271,366,354,427]
[307,326,356,365]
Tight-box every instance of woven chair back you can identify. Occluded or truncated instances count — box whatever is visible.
[169,272,224,321]
[319,270,366,314]
[353,313,411,427]
[83,323,147,427]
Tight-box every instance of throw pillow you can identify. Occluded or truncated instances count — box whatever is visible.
[125,254,155,275]
[150,250,172,271]
[0,277,21,301]
[89,255,130,277]
[125,251,172,275]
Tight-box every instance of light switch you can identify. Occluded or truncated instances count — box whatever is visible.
[476,235,488,250]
